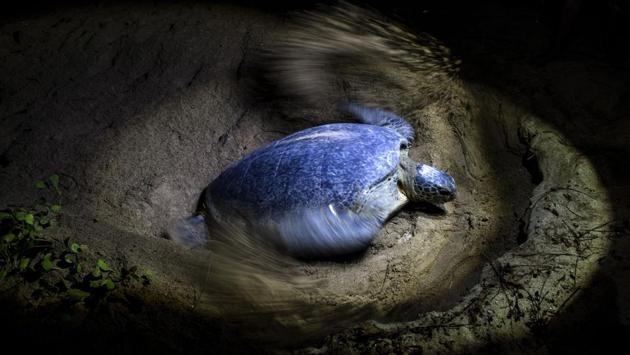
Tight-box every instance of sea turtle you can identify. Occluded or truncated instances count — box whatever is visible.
[171,103,456,258]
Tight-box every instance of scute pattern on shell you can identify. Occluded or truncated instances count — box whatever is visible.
[208,123,405,221]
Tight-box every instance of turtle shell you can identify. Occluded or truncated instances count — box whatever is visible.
[207,123,405,221]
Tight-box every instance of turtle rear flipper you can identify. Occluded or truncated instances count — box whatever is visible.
[341,102,414,144]
[276,204,382,258]
[168,215,209,248]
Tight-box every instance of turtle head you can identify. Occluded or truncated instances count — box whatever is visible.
[410,164,456,204]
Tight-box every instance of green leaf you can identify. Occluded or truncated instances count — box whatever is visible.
[35,180,46,189]
[75,263,82,274]
[67,289,90,301]
[48,174,59,188]
[48,174,60,190]
[19,258,30,270]
[96,259,111,271]
[101,278,115,290]
[89,278,115,290]
[91,268,101,278]
[50,204,62,213]
[64,254,74,264]
[23,214,34,225]
[15,212,26,221]
[41,254,54,271]
[0,270,7,280]
[89,280,101,288]
[0,211,11,220]
[2,233,16,243]
[70,243,81,254]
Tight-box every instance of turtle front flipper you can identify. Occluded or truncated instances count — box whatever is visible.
[341,102,415,144]
[275,204,382,258]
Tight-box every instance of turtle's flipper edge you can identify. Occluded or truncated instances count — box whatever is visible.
[341,102,415,144]
[276,205,381,258]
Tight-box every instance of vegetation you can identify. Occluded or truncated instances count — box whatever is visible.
[0,174,151,307]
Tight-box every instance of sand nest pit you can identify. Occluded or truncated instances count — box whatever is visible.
[86,83,543,347]
[69,28,542,344]
[71,26,536,329]
[0,3,615,351]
